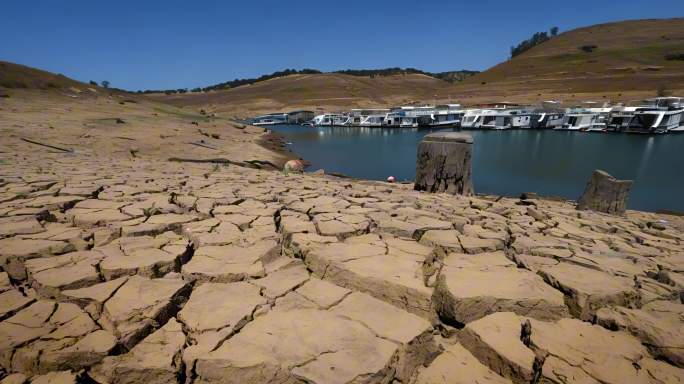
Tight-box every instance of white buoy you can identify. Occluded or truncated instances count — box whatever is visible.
[387,176,395,183]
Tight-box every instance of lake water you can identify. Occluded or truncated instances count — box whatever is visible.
[269,125,684,213]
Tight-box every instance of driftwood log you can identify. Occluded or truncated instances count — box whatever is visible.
[414,132,473,195]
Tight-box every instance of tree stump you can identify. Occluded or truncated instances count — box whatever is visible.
[577,170,633,215]
[414,132,473,195]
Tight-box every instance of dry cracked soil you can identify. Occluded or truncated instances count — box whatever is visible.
[1,92,684,384]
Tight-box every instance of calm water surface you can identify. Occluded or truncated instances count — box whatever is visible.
[269,125,684,212]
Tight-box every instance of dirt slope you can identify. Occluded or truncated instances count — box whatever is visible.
[150,72,454,117]
[445,18,684,104]
[0,61,91,90]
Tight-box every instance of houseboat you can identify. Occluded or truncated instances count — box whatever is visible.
[460,109,487,129]
[557,111,598,130]
[529,111,565,129]
[557,102,611,131]
[606,104,642,132]
[311,113,350,126]
[252,113,288,125]
[510,108,538,129]
[479,111,514,130]
[462,103,534,130]
[400,116,419,127]
[623,97,684,133]
[347,109,390,126]
[429,105,465,127]
[528,101,565,129]
[359,114,385,127]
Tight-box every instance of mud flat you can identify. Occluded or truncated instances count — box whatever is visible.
[1,91,683,383]
[0,141,683,383]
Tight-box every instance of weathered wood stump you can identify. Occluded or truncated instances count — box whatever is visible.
[577,170,633,215]
[414,132,473,195]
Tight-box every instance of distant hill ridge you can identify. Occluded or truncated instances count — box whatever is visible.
[451,18,684,102]
[138,68,480,94]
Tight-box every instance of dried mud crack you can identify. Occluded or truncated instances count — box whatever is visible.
[1,147,683,383]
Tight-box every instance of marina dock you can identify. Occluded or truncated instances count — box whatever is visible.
[251,97,684,134]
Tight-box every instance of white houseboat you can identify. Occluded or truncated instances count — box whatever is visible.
[252,113,288,125]
[525,101,565,129]
[557,102,611,131]
[461,103,532,130]
[460,109,487,129]
[347,109,390,126]
[429,104,464,127]
[311,113,350,126]
[359,114,385,127]
[530,112,565,129]
[480,111,514,130]
[623,97,684,133]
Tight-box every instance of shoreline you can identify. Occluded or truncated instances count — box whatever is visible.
[255,129,301,169]
[259,124,684,214]
[256,129,684,217]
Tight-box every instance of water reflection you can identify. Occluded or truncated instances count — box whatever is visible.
[269,124,684,212]
[635,137,654,181]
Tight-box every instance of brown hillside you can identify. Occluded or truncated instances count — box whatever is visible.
[445,18,684,104]
[0,61,89,90]
[151,72,454,116]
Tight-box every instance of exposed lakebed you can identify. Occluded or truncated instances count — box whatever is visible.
[270,124,684,212]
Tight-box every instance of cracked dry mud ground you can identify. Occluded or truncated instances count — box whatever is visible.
[1,149,684,384]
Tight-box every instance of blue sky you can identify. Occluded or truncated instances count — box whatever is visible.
[2,0,681,90]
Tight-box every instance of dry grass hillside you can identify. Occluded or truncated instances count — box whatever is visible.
[0,61,92,91]
[152,72,454,117]
[0,64,292,168]
[446,18,684,104]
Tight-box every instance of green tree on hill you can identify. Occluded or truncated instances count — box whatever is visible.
[101,80,110,88]
[510,27,559,58]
